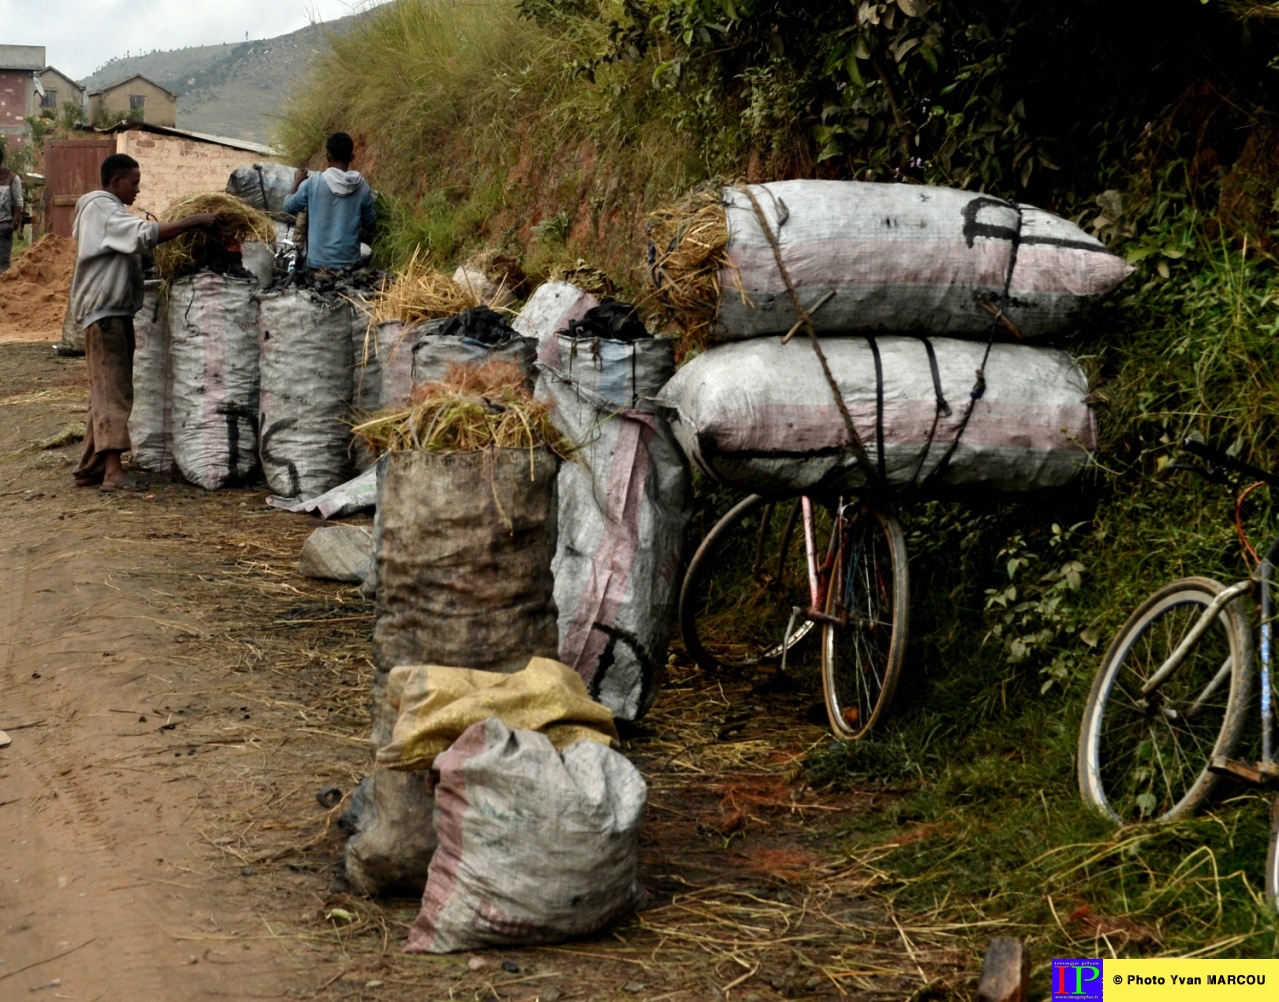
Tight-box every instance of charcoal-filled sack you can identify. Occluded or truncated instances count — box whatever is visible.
[346,447,560,895]
[373,447,560,678]
[169,272,261,490]
[536,334,690,721]
[350,302,382,472]
[257,290,356,499]
[351,301,381,413]
[661,180,1134,341]
[411,328,537,389]
[128,280,173,473]
[437,305,517,345]
[405,717,645,953]
[659,336,1094,498]
[340,770,439,897]
[560,299,649,342]
[226,162,298,215]
[376,320,425,410]
[513,281,600,342]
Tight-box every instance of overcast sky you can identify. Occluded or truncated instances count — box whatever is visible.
[0,1,381,80]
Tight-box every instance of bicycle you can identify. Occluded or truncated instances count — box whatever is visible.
[1077,439,1279,910]
[678,492,909,740]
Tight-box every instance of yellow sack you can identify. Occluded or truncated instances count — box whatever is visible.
[376,657,619,771]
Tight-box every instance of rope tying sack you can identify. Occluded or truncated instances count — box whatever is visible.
[736,184,884,496]
[913,199,1024,494]
[735,183,1025,499]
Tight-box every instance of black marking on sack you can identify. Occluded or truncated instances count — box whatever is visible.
[215,401,260,483]
[588,622,655,712]
[1019,234,1113,253]
[260,416,301,497]
[961,196,1019,248]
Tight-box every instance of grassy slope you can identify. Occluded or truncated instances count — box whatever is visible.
[275,0,1279,968]
[272,1,749,290]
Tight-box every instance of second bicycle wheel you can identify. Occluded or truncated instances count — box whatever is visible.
[1077,577,1252,824]
[679,494,829,673]
[1267,795,1279,914]
[822,505,909,740]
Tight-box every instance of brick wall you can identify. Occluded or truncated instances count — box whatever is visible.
[116,131,269,219]
[0,69,32,147]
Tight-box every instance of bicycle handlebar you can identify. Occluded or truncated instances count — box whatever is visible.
[1180,439,1279,491]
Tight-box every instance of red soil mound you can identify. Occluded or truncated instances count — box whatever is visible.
[0,234,77,343]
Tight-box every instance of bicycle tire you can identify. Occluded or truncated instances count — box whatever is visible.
[821,506,909,740]
[1267,795,1279,915]
[1077,577,1252,824]
[678,494,824,673]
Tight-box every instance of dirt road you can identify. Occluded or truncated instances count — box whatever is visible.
[0,341,971,1001]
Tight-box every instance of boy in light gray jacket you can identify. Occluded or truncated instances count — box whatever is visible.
[69,153,216,490]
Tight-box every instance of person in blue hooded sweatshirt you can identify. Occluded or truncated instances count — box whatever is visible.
[284,132,377,270]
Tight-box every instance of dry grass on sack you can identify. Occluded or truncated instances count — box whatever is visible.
[153,192,276,280]
[368,247,480,325]
[352,359,571,456]
[646,186,734,353]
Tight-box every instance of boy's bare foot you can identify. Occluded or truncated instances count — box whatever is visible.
[100,477,149,493]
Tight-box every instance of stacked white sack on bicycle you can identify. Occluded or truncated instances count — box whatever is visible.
[534,328,692,722]
[658,336,1095,497]
[666,180,1134,340]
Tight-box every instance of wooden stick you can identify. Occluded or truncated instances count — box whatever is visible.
[780,290,837,344]
[0,939,95,982]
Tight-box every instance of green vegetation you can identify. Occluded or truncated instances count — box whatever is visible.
[277,0,1279,964]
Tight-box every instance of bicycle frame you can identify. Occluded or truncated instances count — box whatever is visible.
[1146,439,1279,781]
[775,495,845,675]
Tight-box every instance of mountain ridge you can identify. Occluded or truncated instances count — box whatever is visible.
[79,15,360,145]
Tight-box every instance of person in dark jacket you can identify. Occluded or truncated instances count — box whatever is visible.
[0,147,24,274]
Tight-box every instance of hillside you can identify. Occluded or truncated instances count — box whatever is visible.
[80,15,360,144]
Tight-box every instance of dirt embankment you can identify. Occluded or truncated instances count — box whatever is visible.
[0,234,76,345]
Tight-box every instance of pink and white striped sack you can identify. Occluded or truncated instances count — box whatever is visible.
[167,272,261,490]
[535,332,691,722]
[711,180,1134,340]
[658,336,1095,498]
[128,281,173,473]
[405,717,645,953]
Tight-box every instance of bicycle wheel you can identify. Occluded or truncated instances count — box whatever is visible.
[1077,577,1252,824]
[679,494,828,673]
[821,505,909,740]
[1267,795,1279,914]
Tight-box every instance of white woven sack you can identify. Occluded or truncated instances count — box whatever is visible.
[128,281,172,472]
[713,180,1134,340]
[258,290,356,499]
[226,162,297,215]
[513,281,599,342]
[350,299,381,414]
[411,333,537,388]
[659,336,1094,498]
[376,320,426,410]
[536,333,690,721]
[168,272,261,490]
[405,718,645,953]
